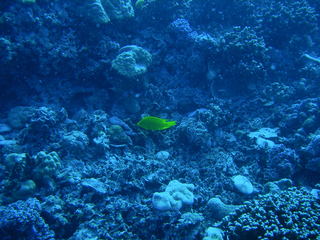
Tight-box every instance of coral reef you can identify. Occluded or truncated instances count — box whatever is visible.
[1,0,320,239]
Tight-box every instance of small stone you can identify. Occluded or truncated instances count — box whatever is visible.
[232,175,254,195]
[0,123,11,133]
[82,178,107,195]
[156,151,170,160]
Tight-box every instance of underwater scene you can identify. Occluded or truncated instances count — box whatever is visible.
[1,0,320,239]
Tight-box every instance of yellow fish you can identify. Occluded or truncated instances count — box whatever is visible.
[137,116,176,130]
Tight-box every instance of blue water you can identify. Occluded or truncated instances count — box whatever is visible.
[0,0,320,239]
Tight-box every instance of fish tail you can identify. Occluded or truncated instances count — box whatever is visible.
[166,121,176,126]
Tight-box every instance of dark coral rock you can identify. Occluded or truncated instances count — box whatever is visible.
[209,26,268,93]
[264,145,299,181]
[0,198,55,240]
[259,0,318,48]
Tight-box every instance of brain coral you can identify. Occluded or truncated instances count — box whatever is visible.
[84,0,134,24]
[112,45,152,78]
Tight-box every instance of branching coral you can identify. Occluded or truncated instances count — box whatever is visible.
[221,187,320,240]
